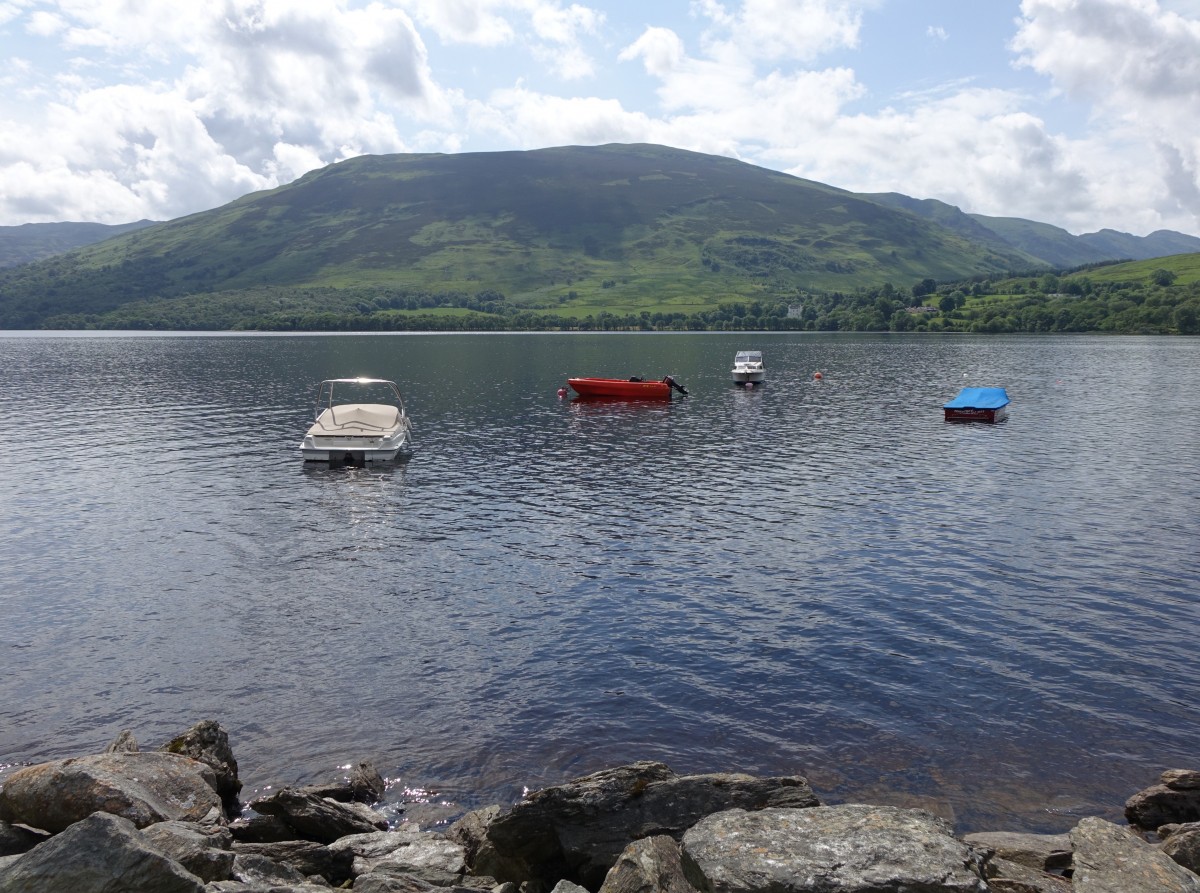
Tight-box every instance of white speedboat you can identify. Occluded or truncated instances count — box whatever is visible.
[299,378,412,464]
[730,350,765,384]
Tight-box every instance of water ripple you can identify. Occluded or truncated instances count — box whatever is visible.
[1,332,1198,832]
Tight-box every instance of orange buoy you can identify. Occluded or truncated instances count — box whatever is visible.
[813,371,823,380]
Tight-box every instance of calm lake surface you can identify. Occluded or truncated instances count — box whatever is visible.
[1,331,1198,833]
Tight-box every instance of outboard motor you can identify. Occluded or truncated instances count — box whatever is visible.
[662,375,688,396]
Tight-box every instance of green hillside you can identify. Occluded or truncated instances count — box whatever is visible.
[0,144,1039,328]
[1068,251,1200,285]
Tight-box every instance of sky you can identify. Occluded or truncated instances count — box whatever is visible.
[2,0,1199,237]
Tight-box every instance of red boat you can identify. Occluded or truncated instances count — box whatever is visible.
[567,376,688,399]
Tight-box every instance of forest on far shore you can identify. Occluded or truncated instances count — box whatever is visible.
[35,262,1200,335]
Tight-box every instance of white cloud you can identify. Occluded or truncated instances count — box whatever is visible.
[695,0,874,63]
[0,0,454,223]
[2,0,1199,236]
[396,0,517,46]
[1011,0,1200,231]
[26,10,67,36]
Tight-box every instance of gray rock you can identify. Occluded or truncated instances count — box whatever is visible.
[961,830,1072,872]
[552,882,591,893]
[0,752,221,832]
[327,827,466,881]
[0,811,205,893]
[983,856,1071,892]
[1161,824,1200,875]
[222,884,334,891]
[300,760,388,805]
[352,876,437,893]
[229,811,297,842]
[141,819,234,882]
[447,805,501,868]
[480,761,819,888]
[160,719,242,811]
[1125,784,1200,829]
[0,822,49,857]
[1071,815,1200,892]
[105,729,140,753]
[598,835,697,893]
[250,788,388,843]
[230,851,309,885]
[680,804,987,893]
[1164,771,1200,791]
[232,839,354,885]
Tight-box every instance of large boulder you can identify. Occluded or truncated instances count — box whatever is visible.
[232,839,355,885]
[250,787,388,843]
[0,752,221,832]
[680,805,987,893]
[328,827,467,882]
[1071,815,1200,892]
[160,719,242,812]
[140,820,235,883]
[477,761,819,889]
[0,811,205,893]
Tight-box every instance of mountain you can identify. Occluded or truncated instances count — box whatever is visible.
[1077,228,1200,261]
[866,192,1200,269]
[0,220,157,268]
[1,144,1196,329]
[0,144,1042,327]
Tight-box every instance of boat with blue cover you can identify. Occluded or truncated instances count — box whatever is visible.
[944,387,1010,423]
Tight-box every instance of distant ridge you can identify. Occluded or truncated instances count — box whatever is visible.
[0,220,158,268]
[865,191,1200,269]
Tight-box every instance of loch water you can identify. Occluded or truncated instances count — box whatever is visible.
[1,330,1198,833]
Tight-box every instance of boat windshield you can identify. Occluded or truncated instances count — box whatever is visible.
[734,352,762,364]
[313,378,406,417]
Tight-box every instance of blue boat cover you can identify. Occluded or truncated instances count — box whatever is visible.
[944,387,1010,409]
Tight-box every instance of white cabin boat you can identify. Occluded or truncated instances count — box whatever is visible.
[730,350,765,384]
[299,378,412,464]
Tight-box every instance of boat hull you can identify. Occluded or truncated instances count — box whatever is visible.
[944,406,1008,423]
[568,378,673,399]
[300,400,411,461]
[731,370,765,383]
[300,441,407,463]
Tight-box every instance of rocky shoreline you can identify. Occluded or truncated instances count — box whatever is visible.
[3,720,1200,892]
